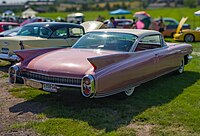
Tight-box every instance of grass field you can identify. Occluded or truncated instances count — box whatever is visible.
[38,7,200,28]
[4,41,199,135]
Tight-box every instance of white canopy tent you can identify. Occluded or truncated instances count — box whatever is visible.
[194,10,200,16]
[22,8,38,18]
[194,10,200,27]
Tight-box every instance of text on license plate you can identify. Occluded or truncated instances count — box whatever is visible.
[43,83,58,92]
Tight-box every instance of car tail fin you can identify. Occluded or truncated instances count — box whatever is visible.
[87,53,133,71]
[14,47,62,62]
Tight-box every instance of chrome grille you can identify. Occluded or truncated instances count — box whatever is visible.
[19,71,81,86]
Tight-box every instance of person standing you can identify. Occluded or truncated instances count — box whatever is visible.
[158,17,165,34]
[107,17,117,28]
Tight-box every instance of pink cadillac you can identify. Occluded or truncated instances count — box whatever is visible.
[9,29,192,98]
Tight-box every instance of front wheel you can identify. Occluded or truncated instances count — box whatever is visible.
[177,58,185,74]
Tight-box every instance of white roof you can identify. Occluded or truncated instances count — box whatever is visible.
[67,13,84,17]
[194,10,200,16]
[90,29,161,37]
[22,8,38,18]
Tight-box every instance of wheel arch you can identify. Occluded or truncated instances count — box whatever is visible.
[184,33,195,42]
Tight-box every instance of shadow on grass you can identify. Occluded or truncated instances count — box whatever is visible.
[9,71,199,132]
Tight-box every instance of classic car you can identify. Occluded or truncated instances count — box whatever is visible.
[0,22,85,62]
[174,17,200,42]
[0,22,19,32]
[174,27,200,42]
[104,19,133,28]
[20,17,54,26]
[155,18,190,37]
[0,26,21,37]
[67,13,84,24]
[9,29,192,98]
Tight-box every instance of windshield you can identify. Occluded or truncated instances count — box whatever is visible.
[72,32,137,52]
[17,26,52,38]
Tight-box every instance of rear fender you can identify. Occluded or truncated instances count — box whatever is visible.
[87,52,141,71]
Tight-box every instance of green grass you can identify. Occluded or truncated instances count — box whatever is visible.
[0,60,10,66]
[38,7,200,28]
[6,41,200,135]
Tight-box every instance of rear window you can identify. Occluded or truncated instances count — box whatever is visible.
[73,32,137,52]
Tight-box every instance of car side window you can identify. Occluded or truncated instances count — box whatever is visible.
[51,27,68,39]
[135,35,162,52]
[68,27,84,38]
[39,27,51,38]
[164,20,177,26]
[17,26,39,37]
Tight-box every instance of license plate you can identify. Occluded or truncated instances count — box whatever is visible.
[26,80,42,89]
[1,48,9,54]
[43,83,58,92]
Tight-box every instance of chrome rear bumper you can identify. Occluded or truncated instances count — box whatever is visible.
[0,53,20,62]
[188,55,193,61]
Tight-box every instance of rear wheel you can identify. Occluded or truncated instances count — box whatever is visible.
[116,86,136,99]
[124,86,135,96]
[177,58,185,74]
[184,34,194,42]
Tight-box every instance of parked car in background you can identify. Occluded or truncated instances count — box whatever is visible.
[20,17,54,26]
[0,27,21,37]
[0,22,19,32]
[174,17,200,42]
[0,22,85,62]
[155,18,190,37]
[104,19,133,28]
[67,13,84,24]
[9,29,192,98]
[174,27,200,42]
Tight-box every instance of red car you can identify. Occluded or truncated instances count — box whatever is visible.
[0,22,19,32]
[9,29,192,98]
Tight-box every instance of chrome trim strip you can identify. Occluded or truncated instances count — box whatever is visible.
[81,74,96,98]
[95,68,179,98]
[20,71,82,79]
[22,77,81,88]
[188,55,193,61]
[95,84,139,98]
[0,53,20,61]
[9,65,19,83]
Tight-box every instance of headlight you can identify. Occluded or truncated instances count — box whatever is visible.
[9,65,20,84]
[81,75,96,98]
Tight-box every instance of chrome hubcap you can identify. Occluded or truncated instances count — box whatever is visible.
[125,87,135,96]
[185,35,193,42]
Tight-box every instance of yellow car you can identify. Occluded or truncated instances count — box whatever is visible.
[174,17,200,42]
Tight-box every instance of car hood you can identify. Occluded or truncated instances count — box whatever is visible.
[81,21,104,32]
[0,36,46,41]
[24,48,119,77]
[176,17,188,34]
